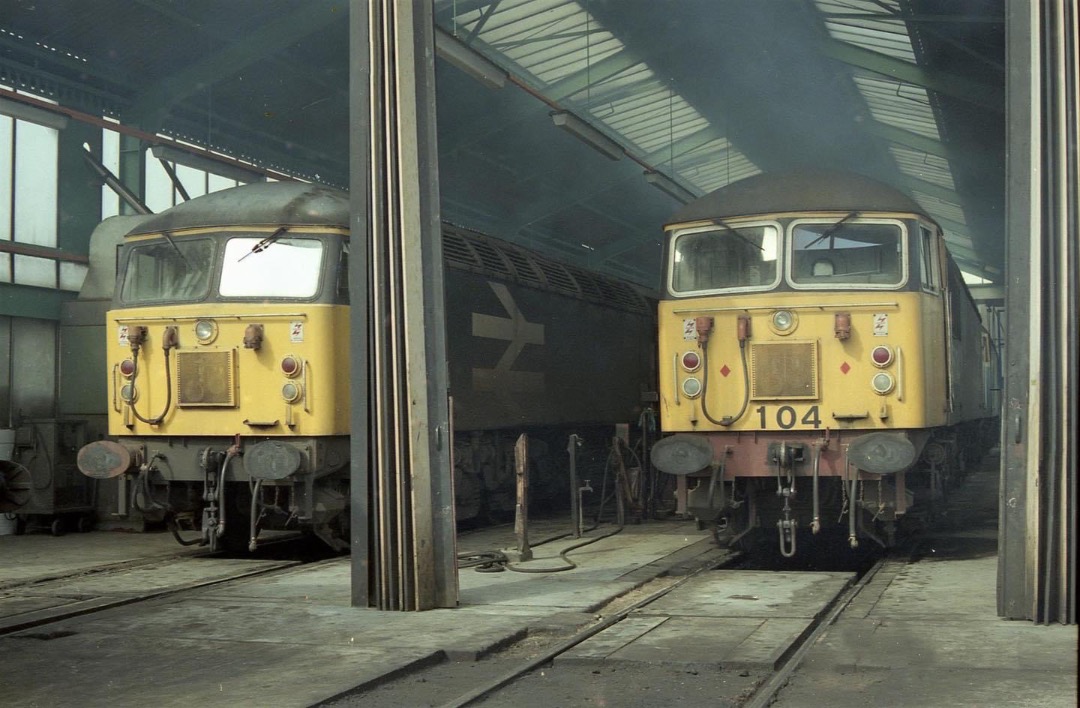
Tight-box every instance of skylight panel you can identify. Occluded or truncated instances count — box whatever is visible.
[890,146,955,190]
[853,75,940,140]
[815,0,916,62]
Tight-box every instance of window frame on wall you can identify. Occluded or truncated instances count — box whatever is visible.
[0,93,67,290]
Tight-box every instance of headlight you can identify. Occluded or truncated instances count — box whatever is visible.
[194,319,218,344]
[119,383,138,403]
[770,310,797,334]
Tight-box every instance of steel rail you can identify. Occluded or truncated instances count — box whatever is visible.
[438,556,733,708]
[742,556,889,708]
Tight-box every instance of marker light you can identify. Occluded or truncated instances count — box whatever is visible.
[120,383,138,403]
[871,345,894,367]
[681,377,702,398]
[281,382,302,403]
[871,372,895,395]
[119,359,137,377]
[281,356,303,378]
[681,351,701,372]
[194,320,218,344]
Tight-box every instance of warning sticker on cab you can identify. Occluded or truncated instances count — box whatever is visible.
[290,321,304,343]
[683,318,697,341]
[872,313,889,336]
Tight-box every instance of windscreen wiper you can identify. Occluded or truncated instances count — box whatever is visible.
[715,218,763,251]
[805,210,860,250]
[239,226,289,262]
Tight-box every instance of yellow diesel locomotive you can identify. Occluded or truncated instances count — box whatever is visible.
[76,182,656,552]
[649,170,998,555]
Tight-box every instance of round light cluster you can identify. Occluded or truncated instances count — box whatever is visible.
[681,351,701,372]
[871,372,895,395]
[281,356,303,378]
[194,319,218,344]
[281,382,303,403]
[681,377,702,398]
[119,359,137,377]
[871,345,894,367]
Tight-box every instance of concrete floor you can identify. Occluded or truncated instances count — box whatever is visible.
[1,459,1076,708]
[0,519,722,707]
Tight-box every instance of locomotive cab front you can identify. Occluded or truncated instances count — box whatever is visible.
[77,184,354,552]
[651,171,994,555]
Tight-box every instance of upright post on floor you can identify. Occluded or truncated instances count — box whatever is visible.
[349,0,457,610]
[568,434,581,538]
[515,434,532,562]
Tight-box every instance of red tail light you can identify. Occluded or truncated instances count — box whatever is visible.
[871,345,893,366]
[281,356,302,377]
[681,351,701,371]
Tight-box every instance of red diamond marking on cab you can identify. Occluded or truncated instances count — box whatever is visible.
[840,362,851,374]
[720,365,731,377]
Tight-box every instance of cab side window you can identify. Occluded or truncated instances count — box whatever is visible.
[920,225,940,293]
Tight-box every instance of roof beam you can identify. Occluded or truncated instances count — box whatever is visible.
[819,38,1003,111]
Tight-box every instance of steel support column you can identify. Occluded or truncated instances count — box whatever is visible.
[1000,0,1077,624]
[349,0,457,610]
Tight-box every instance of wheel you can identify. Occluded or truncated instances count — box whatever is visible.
[77,515,94,533]
[50,517,65,536]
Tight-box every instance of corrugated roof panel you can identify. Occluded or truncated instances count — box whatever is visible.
[890,146,955,190]
[815,0,916,62]
[441,0,760,199]
[913,191,967,227]
[853,75,940,140]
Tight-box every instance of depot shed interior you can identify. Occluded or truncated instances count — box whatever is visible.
[0,1,1073,622]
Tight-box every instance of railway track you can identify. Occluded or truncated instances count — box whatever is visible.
[319,553,888,708]
[0,534,321,637]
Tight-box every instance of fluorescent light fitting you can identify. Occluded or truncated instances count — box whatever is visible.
[150,145,265,184]
[551,111,623,161]
[435,28,506,90]
[0,97,69,130]
[644,170,695,204]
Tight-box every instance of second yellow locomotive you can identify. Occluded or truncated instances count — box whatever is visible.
[650,170,997,555]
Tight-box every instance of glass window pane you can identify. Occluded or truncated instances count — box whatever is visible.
[144,151,176,213]
[0,253,10,283]
[176,163,207,199]
[121,238,215,303]
[101,127,121,218]
[208,173,240,193]
[220,237,323,298]
[790,221,904,286]
[0,116,12,242]
[13,121,58,247]
[60,262,89,292]
[670,224,779,293]
[14,254,56,287]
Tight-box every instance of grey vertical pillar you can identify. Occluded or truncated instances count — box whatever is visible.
[348,0,373,609]
[350,0,457,610]
[1000,0,1078,624]
[999,0,1037,621]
